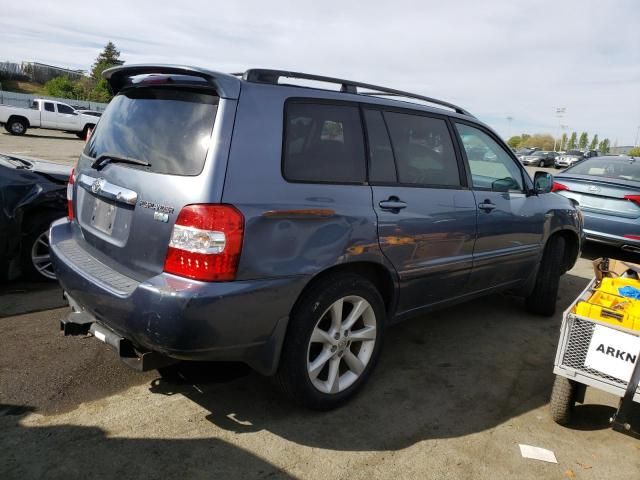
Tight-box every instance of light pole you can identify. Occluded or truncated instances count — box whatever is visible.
[635,125,640,147]
[554,107,566,152]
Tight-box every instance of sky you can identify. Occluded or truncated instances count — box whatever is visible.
[1,0,638,145]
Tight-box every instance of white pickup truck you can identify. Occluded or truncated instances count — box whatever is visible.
[0,99,99,139]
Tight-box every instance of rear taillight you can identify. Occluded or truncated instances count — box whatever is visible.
[67,168,75,220]
[551,182,570,192]
[163,204,244,281]
[624,235,640,240]
[624,194,640,207]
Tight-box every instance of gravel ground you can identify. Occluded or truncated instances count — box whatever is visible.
[0,130,638,479]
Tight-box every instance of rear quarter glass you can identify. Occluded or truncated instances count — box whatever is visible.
[84,87,219,176]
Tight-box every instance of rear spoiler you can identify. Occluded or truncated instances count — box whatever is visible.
[103,64,241,99]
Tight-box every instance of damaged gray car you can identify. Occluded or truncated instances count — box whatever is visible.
[0,153,71,281]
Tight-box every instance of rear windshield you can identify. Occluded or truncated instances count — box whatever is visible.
[84,87,218,175]
[566,158,640,182]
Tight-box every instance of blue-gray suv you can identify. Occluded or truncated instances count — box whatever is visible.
[50,65,583,410]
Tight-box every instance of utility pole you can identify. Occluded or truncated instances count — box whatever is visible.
[635,125,640,147]
[554,107,566,152]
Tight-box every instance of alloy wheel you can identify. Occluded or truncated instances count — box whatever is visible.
[31,230,56,280]
[306,295,377,394]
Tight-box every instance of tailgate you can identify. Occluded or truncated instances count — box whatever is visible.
[70,74,237,280]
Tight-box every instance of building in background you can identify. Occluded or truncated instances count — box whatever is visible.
[20,62,85,84]
[609,146,635,155]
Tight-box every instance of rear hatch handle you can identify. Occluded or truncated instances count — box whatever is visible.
[78,173,138,206]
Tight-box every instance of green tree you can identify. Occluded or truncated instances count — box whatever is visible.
[43,76,79,99]
[89,41,122,101]
[578,132,589,149]
[589,134,599,150]
[90,41,121,80]
[560,132,568,150]
[567,132,578,150]
[628,147,640,157]
[598,138,610,154]
[507,135,522,148]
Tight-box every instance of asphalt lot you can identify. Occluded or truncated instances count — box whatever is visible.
[1,130,639,479]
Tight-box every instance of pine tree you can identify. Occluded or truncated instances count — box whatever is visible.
[598,138,610,154]
[90,42,121,80]
[567,132,578,150]
[578,132,589,149]
[589,134,599,150]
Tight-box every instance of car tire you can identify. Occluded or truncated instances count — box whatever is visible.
[525,235,565,316]
[20,212,62,281]
[538,160,545,167]
[549,375,576,425]
[7,117,27,136]
[275,273,385,410]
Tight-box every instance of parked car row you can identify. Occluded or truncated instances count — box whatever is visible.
[514,148,601,169]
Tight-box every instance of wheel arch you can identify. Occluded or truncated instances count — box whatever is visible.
[7,115,30,128]
[548,228,580,273]
[294,261,399,319]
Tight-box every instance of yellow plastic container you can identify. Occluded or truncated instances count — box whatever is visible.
[574,279,640,331]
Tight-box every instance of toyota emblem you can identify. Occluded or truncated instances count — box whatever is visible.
[91,178,105,194]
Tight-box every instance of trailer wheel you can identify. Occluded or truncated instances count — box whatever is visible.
[550,375,576,425]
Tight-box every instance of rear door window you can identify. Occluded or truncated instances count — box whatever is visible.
[383,111,461,187]
[84,87,219,176]
[283,102,366,183]
[44,102,55,112]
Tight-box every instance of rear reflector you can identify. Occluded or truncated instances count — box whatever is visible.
[551,182,570,192]
[163,204,244,281]
[67,168,75,220]
[624,194,640,207]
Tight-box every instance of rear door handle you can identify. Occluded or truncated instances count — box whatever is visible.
[478,201,496,212]
[379,197,407,211]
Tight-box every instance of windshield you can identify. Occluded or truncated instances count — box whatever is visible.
[566,158,639,182]
[566,150,582,156]
[532,151,545,156]
[83,87,219,176]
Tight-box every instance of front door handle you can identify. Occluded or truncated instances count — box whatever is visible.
[379,197,407,212]
[478,200,496,212]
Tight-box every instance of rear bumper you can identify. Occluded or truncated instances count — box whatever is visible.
[50,218,308,375]
[582,210,640,251]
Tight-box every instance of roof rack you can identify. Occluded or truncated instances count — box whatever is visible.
[237,69,474,117]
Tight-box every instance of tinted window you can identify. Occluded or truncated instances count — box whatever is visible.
[364,110,396,183]
[456,123,524,192]
[31,101,39,110]
[84,87,218,176]
[384,112,460,186]
[283,103,365,183]
[57,103,75,114]
[44,102,55,112]
[566,157,640,182]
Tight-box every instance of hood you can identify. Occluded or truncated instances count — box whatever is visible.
[0,153,72,182]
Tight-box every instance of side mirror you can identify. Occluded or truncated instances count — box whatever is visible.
[534,171,553,194]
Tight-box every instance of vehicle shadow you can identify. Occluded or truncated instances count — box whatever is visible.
[148,273,594,452]
[0,280,65,318]
[0,407,293,480]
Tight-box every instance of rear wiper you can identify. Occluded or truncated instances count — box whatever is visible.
[91,153,151,170]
